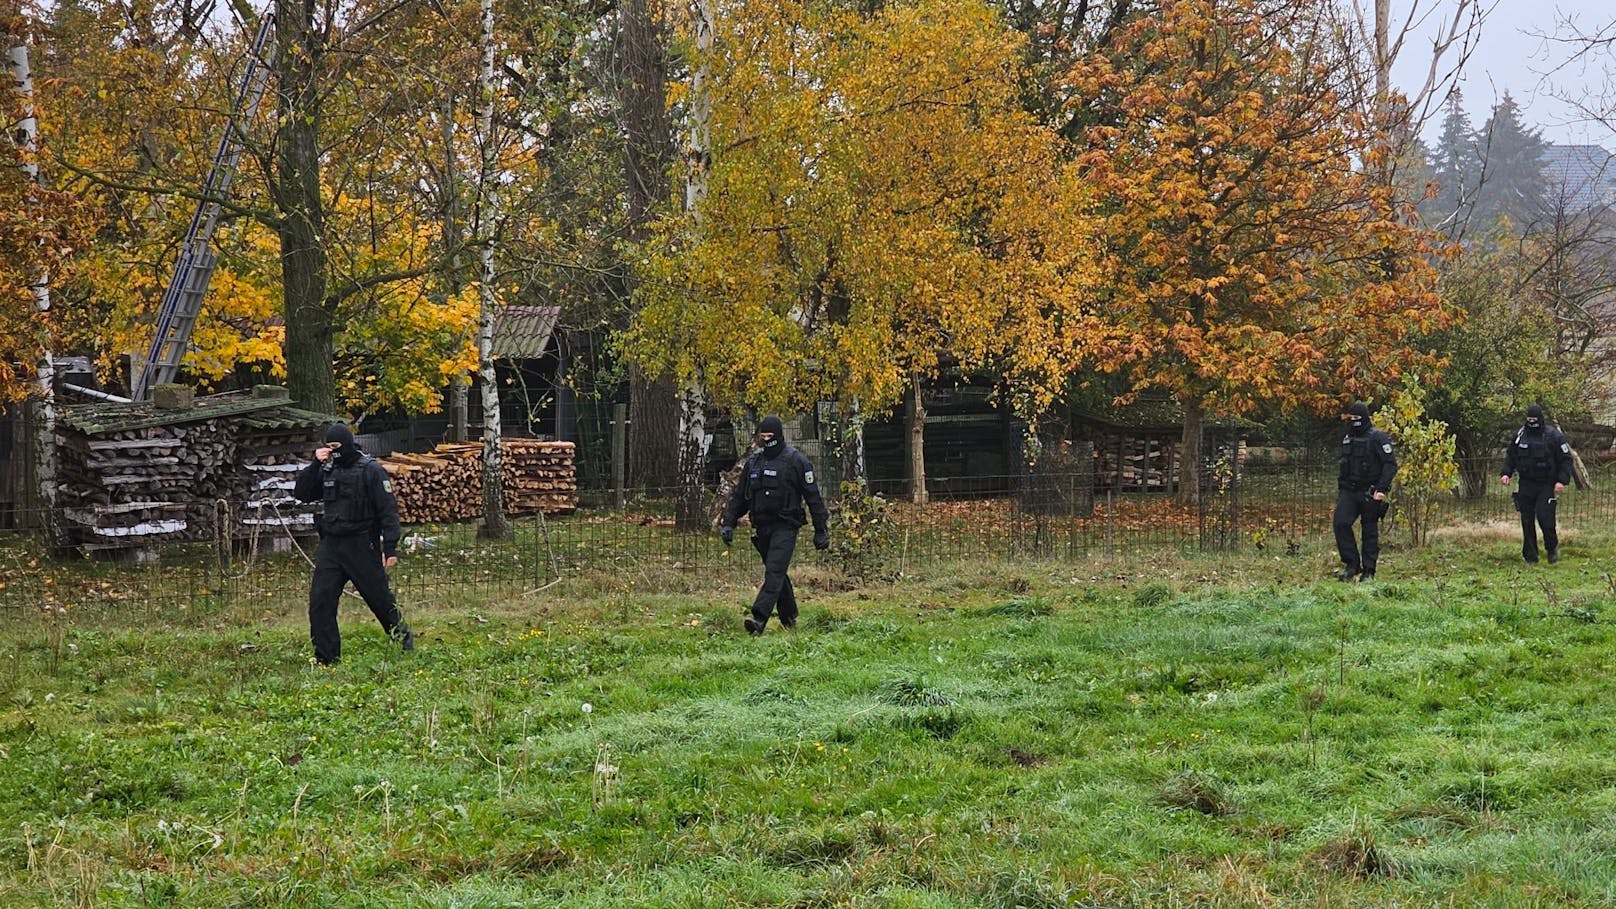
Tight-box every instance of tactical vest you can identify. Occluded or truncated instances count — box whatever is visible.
[320,456,379,535]
[1340,434,1378,489]
[748,452,800,523]
[1515,430,1555,482]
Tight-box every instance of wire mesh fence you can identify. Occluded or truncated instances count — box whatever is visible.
[2,455,1613,617]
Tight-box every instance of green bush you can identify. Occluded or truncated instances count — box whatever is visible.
[830,481,897,579]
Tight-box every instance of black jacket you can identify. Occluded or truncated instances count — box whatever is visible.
[293,453,402,556]
[1503,425,1573,486]
[1338,427,1398,494]
[722,445,829,533]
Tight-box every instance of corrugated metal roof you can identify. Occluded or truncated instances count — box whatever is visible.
[236,407,341,430]
[493,305,561,360]
[58,392,338,435]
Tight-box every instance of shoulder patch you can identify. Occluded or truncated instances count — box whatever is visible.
[383,479,393,493]
[1561,442,1571,453]
[1381,443,1392,454]
[804,469,815,485]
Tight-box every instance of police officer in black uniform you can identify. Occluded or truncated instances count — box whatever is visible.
[1500,404,1573,564]
[1334,402,1398,582]
[720,415,830,635]
[292,423,413,664]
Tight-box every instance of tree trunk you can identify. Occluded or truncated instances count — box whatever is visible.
[620,0,672,229]
[838,396,866,489]
[1570,443,1592,491]
[683,0,713,215]
[7,42,61,545]
[448,377,469,443]
[619,0,677,492]
[1372,0,1390,113]
[474,0,510,539]
[674,380,707,529]
[1177,399,1203,505]
[907,372,927,504]
[477,254,510,539]
[439,90,470,444]
[1454,432,1491,499]
[629,369,679,491]
[275,0,336,416]
[666,0,713,531]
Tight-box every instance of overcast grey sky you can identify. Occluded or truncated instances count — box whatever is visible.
[1392,0,1616,146]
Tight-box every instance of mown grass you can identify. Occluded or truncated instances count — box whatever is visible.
[4,524,1616,907]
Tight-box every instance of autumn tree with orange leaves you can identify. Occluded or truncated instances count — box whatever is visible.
[1067,0,1449,501]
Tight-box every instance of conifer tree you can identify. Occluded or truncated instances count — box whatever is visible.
[1471,93,1549,237]
[1424,90,1477,238]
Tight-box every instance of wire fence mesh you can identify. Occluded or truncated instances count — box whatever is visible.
[2,456,1613,617]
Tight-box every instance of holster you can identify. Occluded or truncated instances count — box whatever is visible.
[1511,491,1523,515]
[1363,490,1388,519]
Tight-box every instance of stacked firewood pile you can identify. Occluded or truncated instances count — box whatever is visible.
[1092,433,1181,491]
[378,448,481,522]
[235,416,325,535]
[498,439,579,515]
[380,439,577,523]
[56,419,235,547]
[54,393,576,547]
[54,391,332,551]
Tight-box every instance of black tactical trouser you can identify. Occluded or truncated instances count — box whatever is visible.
[1333,488,1382,574]
[750,522,800,629]
[1515,481,1559,563]
[309,533,406,664]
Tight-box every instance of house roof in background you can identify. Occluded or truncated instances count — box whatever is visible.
[493,305,562,360]
[1543,143,1616,210]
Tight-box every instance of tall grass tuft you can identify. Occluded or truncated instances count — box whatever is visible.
[1312,817,1399,879]
[878,677,958,707]
[1155,769,1233,816]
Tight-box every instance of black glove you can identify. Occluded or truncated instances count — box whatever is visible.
[720,526,734,546]
[814,530,829,551]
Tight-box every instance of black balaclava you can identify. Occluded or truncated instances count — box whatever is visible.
[1525,404,1545,433]
[325,423,360,466]
[1346,402,1370,436]
[758,415,785,456]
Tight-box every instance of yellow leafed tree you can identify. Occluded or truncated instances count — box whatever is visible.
[627,0,1101,486]
[39,1,484,416]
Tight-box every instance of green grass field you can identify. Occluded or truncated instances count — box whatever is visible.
[4,520,1616,907]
